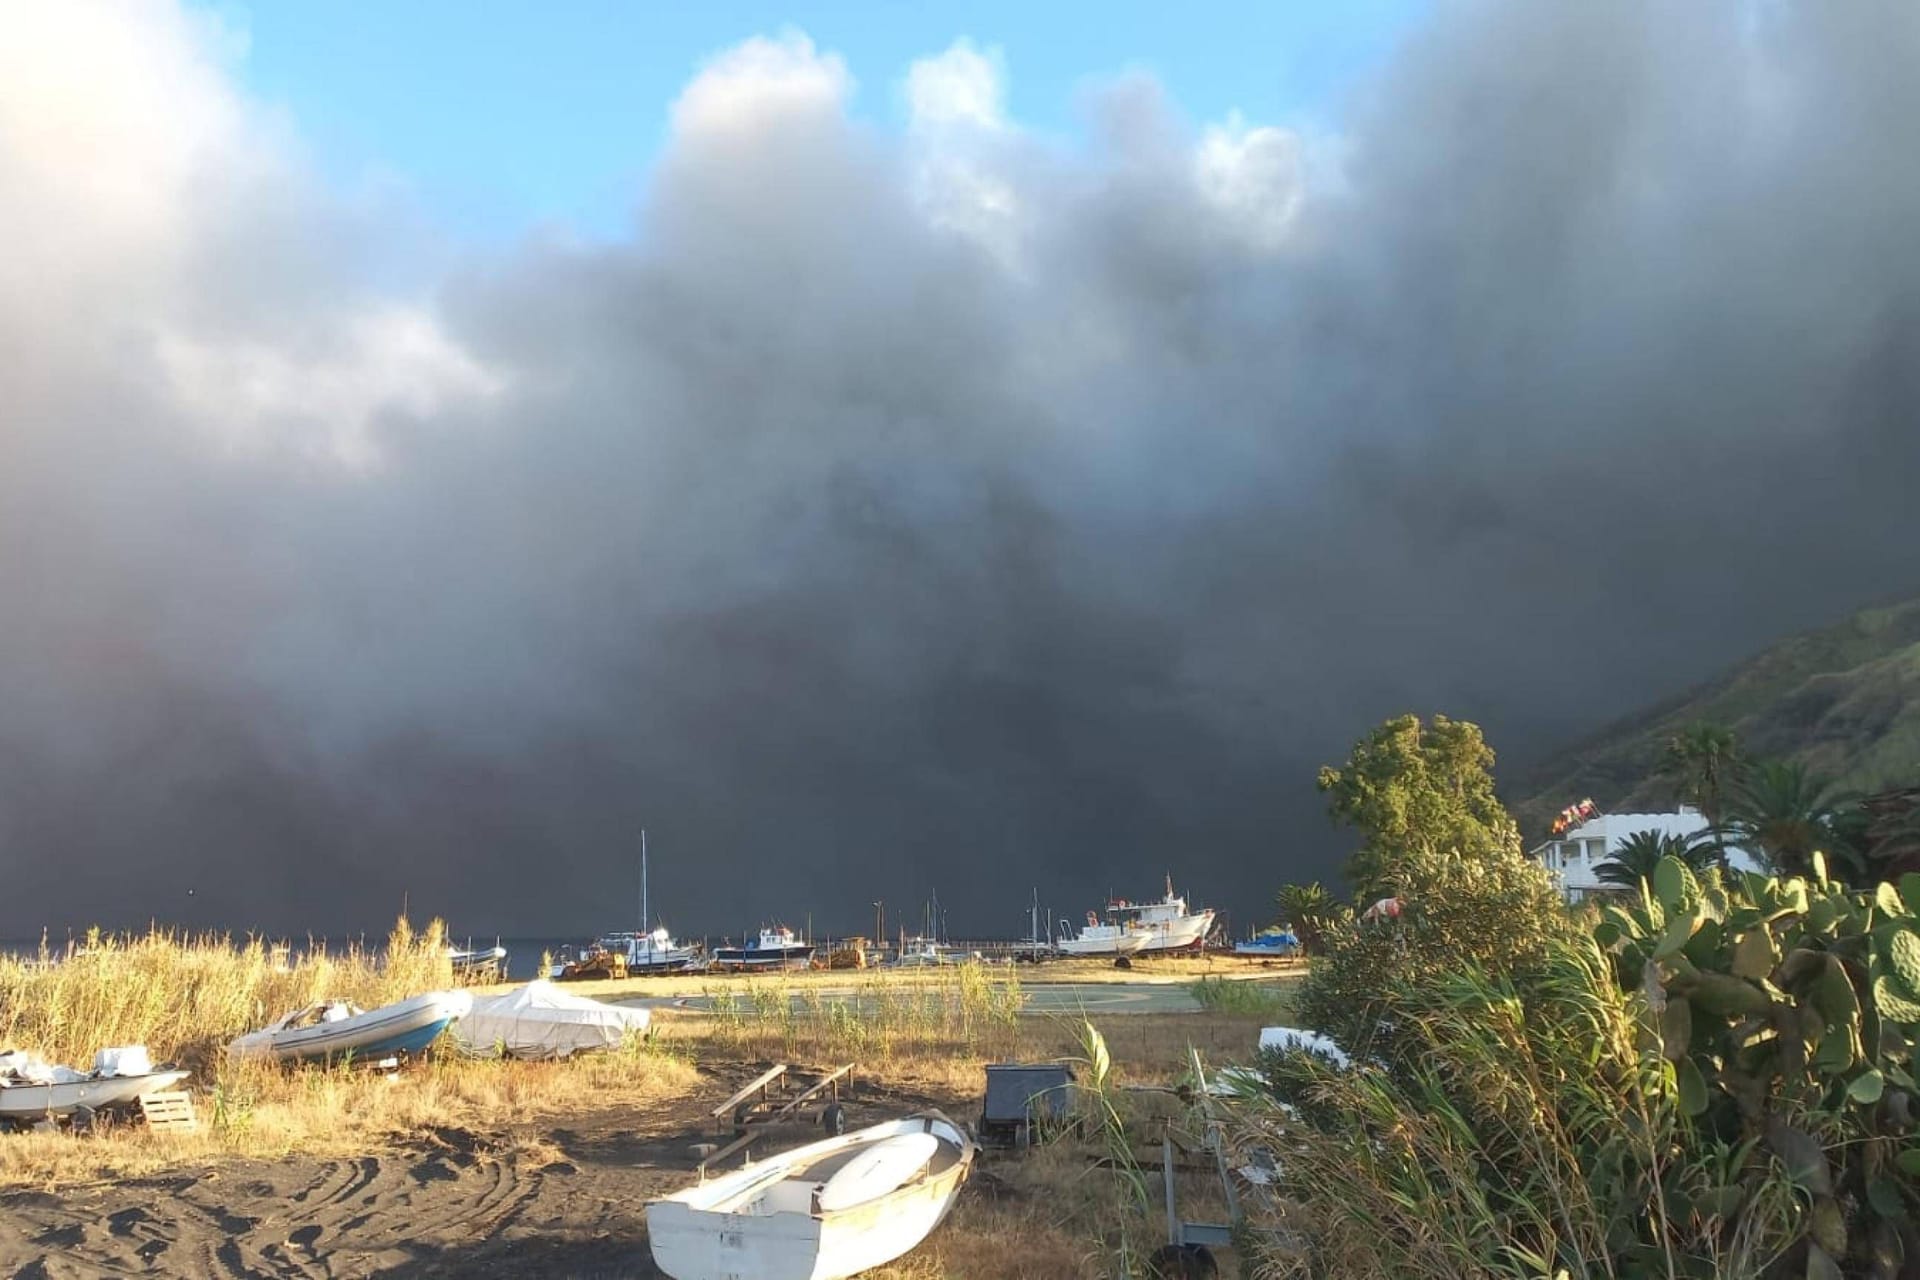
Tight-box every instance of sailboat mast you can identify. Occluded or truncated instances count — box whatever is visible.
[641,829,649,933]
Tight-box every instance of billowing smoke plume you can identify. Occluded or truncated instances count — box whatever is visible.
[3,2,1918,937]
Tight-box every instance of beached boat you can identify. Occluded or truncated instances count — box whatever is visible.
[453,979,650,1059]
[228,990,472,1063]
[647,1112,975,1280]
[1234,926,1300,957]
[1102,878,1217,952]
[0,1047,189,1124]
[1055,912,1153,957]
[711,926,815,971]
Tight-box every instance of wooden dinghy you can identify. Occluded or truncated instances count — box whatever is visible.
[646,1111,975,1280]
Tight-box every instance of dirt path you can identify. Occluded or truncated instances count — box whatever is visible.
[0,1070,968,1279]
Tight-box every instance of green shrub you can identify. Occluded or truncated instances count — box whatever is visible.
[1240,933,1800,1279]
[1296,842,1572,1050]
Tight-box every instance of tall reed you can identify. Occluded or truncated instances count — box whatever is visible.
[0,918,454,1069]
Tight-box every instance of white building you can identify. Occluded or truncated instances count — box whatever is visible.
[1529,806,1759,904]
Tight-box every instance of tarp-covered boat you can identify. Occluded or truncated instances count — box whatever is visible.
[453,980,650,1059]
[647,1112,974,1280]
[229,990,471,1064]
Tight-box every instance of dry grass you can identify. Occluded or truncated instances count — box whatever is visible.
[0,920,697,1187]
[0,918,456,1070]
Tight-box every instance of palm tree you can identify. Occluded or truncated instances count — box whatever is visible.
[1662,723,1741,862]
[1275,881,1347,956]
[1865,793,1920,878]
[1724,759,1863,879]
[1593,829,1718,890]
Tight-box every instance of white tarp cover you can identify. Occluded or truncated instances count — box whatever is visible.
[454,980,650,1060]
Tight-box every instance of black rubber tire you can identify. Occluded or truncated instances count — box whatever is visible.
[820,1103,847,1136]
[1146,1243,1218,1279]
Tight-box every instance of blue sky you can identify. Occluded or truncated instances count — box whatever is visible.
[203,0,1427,241]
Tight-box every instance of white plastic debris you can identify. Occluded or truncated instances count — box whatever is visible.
[92,1045,154,1077]
[1258,1026,1352,1068]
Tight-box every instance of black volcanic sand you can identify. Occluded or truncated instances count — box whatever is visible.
[0,1067,964,1279]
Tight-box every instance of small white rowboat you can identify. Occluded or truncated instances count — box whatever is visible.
[646,1112,975,1280]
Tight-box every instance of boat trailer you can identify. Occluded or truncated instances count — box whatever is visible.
[696,1062,856,1178]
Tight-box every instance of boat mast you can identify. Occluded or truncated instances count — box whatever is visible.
[641,829,649,934]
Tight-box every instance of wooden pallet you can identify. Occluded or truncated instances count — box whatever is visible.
[139,1090,197,1133]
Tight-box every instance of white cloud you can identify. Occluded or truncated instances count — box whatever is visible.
[671,31,852,140]
[905,40,1023,267]
[1193,113,1306,250]
[0,0,498,470]
[905,38,1007,130]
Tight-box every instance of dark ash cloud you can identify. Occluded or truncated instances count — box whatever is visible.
[3,4,1919,939]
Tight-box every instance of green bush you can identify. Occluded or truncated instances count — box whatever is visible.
[1245,858,1920,1279]
[1296,842,1572,1050]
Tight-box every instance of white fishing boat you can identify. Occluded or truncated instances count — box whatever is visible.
[1101,878,1217,952]
[0,1047,189,1124]
[711,926,815,971]
[597,831,701,973]
[228,990,472,1063]
[1055,911,1153,957]
[646,1112,975,1280]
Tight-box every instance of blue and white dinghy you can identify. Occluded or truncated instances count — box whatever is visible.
[228,990,472,1064]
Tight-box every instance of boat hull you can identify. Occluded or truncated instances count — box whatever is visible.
[0,1069,190,1118]
[229,991,472,1064]
[1056,932,1152,957]
[1133,909,1216,952]
[647,1114,972,1280]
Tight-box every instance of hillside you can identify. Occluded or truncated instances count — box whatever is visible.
[1508,595,1920,838]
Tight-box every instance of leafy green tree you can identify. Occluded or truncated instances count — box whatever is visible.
[1317,713,1522,899]
[1302,714,1568,1046]
[1275,881,1348,955]
[1591,828,1716,889]
[1724,758,1862,878]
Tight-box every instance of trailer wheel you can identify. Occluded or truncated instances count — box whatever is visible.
[820,1103,847,1136]
[1147,1244,1218,1279]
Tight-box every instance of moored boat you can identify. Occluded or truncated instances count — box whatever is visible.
[646,1111,975,1280]
[449,944,508,982]
[711,926,814,971]
[228,990,472,1064]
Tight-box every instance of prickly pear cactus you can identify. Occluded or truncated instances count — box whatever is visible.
[1594,856,1920,1279]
